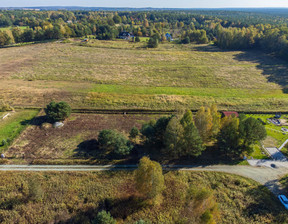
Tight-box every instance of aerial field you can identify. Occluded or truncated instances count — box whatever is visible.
[0,171,285,224]
[6,113,159,162]
[0,39,288,111]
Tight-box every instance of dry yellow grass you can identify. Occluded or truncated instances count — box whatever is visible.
[0,40,288,111]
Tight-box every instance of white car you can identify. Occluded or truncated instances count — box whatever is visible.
[278,195,288,209]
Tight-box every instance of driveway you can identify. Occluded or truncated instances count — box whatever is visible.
[265,147,287,161]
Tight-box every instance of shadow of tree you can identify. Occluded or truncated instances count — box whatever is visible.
[234,51,288,90]
[73,139,100,158]
[194,45,288,93]
[99,196,147,220]
[56,196,147,224]
[20,116,48,126]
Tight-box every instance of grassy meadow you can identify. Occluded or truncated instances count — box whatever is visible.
[0,110,39,152]
[0,39,287,111]
[0,26,28,31]
[0,171,285,224]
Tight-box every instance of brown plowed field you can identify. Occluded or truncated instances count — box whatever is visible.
[7,113,159,160]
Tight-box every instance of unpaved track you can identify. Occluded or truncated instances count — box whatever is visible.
[0,164,287,195]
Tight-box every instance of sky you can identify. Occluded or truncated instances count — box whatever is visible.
[1,0,288,8]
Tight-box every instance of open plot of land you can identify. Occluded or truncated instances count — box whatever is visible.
[0,171,286,224]
[7,113,159,161]
[0,40,288,111]
[0,110,39,151]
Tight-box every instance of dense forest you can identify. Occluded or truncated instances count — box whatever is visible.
[0,9,288,60]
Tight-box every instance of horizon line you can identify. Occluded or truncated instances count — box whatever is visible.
[1,6,288,9]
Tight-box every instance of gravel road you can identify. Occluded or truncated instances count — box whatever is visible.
[0,164,287,195]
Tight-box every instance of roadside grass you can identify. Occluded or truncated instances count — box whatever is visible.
[0,109,39,152]
[250,144,270,159]
[0,171,285,224]
[280,174,288,192]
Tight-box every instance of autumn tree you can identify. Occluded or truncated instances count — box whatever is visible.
[194,106,213,143]
[210,104,221,138]
[135,157,165,202]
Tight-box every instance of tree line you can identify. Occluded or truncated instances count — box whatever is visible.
[44,102,267,161]
[0,9,287,54]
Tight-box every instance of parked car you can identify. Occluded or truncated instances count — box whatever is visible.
[278,195,288,209]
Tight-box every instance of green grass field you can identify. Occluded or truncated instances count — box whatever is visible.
[0,26,28,31]
[0,171,285,224]
[1,40,288,111]
[0,110,39,151]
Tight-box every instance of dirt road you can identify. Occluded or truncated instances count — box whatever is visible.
[0,164,287,195]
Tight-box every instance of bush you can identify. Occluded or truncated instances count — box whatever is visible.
[147,37,158,48]
[44,101,71,122]
[135,36,140,42]
[1,139,7,147]
[98,130,132,156]
[129,127,139,139]
[0,100,13,112]
[181,36,190,44]
[93,211,116,224]
[28,178,44,202]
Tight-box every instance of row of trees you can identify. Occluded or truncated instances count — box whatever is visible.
[44,102,267,160]
[216,24,288,61]
[1,9,287,54]
[140,105,266,159]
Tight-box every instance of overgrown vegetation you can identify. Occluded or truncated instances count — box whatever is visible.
[0,171,285,223]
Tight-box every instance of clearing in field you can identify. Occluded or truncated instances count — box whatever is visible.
[0,40,288,111]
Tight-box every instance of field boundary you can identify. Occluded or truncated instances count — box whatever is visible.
[13,106,288,115]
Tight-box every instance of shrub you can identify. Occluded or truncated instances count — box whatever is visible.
[1,139,7,147]
[129,127,139,139]
[147,37,158,48]
[28,178,44,202]
[181,36,190,44]
[93,211,116,224]
[0,100,13,112]
[135,36,140,42]
[44,101,71,122]
[98,130,132,156]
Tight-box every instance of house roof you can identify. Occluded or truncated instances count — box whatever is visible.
[222,111,239,117]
